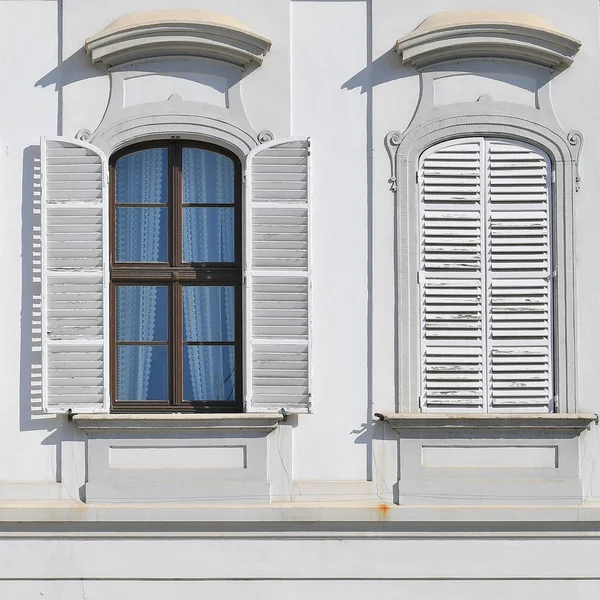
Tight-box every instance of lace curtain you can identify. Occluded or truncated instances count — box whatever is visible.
[115,147,235,401]
[182,149,235,400]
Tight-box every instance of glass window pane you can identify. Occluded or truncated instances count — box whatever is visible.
[182,148,234,204]
[116,345,168,401]
[117,286,168,341]
[116,207,168,262]
[183,346,235,402]
[182,207,234,263]
[183,286,234,342]
[116,148,168,204]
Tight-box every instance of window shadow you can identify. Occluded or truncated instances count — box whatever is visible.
[342,48,416,94]
[20,145,58,433]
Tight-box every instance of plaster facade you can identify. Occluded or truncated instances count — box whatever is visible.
[2,0,600,597]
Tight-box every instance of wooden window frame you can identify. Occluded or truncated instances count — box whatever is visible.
[109,140,243,413]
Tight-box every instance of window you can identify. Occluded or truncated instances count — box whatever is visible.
[40,135,311,416]
[109,142,242,412]
[419,137,553,413]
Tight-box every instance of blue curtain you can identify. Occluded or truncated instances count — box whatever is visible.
[182,149,235,401]
[183,286,235,401]
[115,148,236,402]
[182,149,235,262]
[116,149,167,401]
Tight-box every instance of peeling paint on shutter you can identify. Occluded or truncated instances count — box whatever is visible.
[245,138,311,413]
[419,139,484,409]
[419,138,553,412]
[41,137,109,414]
[487,140,552,411]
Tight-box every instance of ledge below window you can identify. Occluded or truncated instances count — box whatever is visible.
[72,413,283,433]
[378,413,598,433]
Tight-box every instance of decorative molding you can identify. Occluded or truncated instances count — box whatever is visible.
[379,413,597,433]
[392,112,580,415]
[75,128,92,142]
[73,413,283,433]
[257,130,274,144]
[396,11,581,70]
[568,130,584,191]
[384,130,401,192]
[85,10,271,69]
[90,110,258,158]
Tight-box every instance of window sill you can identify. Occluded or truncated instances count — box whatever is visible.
[378,413,598,433]
[72,413,283,433]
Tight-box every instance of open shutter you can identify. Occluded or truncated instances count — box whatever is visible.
[486,140,552,411]
[41,137,109,413]
[245,138,311,413]
[419,139,484,410]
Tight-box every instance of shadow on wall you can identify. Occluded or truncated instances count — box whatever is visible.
[35,48,104,91]
[21,146,84,485]
[342,48,416,94]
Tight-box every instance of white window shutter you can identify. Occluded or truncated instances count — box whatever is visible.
[419,139,484,410]
[245,137,311,413]
[41,137,109,414]
[486,140,553,411]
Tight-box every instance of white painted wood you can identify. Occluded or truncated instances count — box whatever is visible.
[486,139,553,411]
[419,138,552,413]
[41,137,109,414]
[419,139,485,410]
[245,138,311,413]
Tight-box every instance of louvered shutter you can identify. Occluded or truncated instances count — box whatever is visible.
[41,137,109,413]
[486,140,552,411]
[245,138,311,413]
[419,140,485,409]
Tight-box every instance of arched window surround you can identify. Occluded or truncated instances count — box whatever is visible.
[388,113,580,414]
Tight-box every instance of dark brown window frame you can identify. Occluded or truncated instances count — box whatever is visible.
[109,140,243,413]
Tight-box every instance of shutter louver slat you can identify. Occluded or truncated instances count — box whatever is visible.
[487,140,552,411]
[41,138,109,414]
[420,140,484,409]
[246,138,311,413]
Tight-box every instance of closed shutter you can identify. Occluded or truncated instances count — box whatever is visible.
[419,140,484,409]
[419,138,553,412]
[245,138,311,413]
[486,140,553,410]
[41,137,109,413]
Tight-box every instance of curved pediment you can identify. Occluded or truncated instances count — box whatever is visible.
[85,10,271,69]
[396,11,580,70]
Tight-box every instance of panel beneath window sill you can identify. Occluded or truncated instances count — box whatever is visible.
[381,413,596,507]
[73,413,283,433]
[73,413,282,503]
[379,413,597,433]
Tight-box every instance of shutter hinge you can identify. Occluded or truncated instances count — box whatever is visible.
[418,395,423,408]
[243,275,247,285]
[553,395,559,413]
[415,171,419,184]
[242,173,247,184]
[417,271,421,284]
[551,170,556,184]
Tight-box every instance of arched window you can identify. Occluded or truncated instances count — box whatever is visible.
[419,137,553,413]
[109,141,242,412]
[40,135,312,416]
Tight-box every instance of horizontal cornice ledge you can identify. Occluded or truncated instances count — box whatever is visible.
[85,11,271,69]
[73,413,283,432]
[395,11,581,70]
[379,413,598,433]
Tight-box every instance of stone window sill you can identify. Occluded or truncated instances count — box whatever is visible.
[377,413,597,433]
[72,413,283,433]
